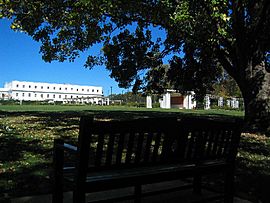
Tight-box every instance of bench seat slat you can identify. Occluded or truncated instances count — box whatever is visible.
[125,133,135,164]
[64,160,229,193]
[152,132,162,162]
[95,133,105,167]
[135,132,145,163]
[105,133,116,166]
[143,132,154,163]
[116,133,125,164]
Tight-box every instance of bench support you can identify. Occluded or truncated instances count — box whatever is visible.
[134,184,142,203]
[224,165,235,203]
[193,175,202,194]
[52,139,64,203]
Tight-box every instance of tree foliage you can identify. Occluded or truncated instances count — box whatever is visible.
[1,1,269,87]
[212,72,242,98]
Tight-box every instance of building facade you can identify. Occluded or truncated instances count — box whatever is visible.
[0,81,107,104]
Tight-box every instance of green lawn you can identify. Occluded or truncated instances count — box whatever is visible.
[0,105,268,202]
[0,104,244,116]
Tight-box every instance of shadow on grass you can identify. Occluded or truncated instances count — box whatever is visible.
[236,133,270,203]
[0,109,249,201]
[0,112,80,199]
[0,132,52,197]
[0,107,242,120]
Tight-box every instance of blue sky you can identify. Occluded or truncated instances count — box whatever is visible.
[0,19,127,96]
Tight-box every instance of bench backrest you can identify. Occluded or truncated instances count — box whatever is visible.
[75,116,242,173]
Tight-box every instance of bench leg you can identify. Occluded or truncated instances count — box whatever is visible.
[224,167,234,203]
[193,175,202,194]
[134,185,142,203]
[73,189,86,203]
[52,139,64,203]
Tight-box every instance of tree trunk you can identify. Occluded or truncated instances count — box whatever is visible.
[237,61,270,135]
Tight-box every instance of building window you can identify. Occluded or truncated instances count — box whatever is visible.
[71,96,73,98]
[41,94,43,98]
[16,84,19,88]
[92,89,94,92]
[65,95,67,98]
[47,94,50,98]
[35,86,37,89]
[59,95,61,98]
[47,86,50,89]
[35,94,37,97]
[59,87,61,90]
[23,85,25,88]
[71,88,73,91]
[41,86,43,89]
[53,95,55,98]
[16,93,18,97]
[65,88,67,90]
[97,90,99,92]
[28,93,31,97]
[53,87,56,90]
[77,89,79,91]
[22,93,25,97]
[87,89,89,92]
[82,89,84,91]
[29,85,31,88]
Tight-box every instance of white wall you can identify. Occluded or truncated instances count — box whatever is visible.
[204,95,211,110]
[159,92,171,109]
[183,93,196,109]
[146,96,152,108]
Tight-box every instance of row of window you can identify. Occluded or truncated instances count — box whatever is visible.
[15,84,99,93]
[15,93,98,99]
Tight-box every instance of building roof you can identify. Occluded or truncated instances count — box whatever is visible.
[0,88,8,92]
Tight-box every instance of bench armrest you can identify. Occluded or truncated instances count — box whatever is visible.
[54,139,77,153]
[64,143,77,153]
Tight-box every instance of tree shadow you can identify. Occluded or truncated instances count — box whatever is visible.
[236,133,270,203]
[0,112,81,198]
[0,132,52,197]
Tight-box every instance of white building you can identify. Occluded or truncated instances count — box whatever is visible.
[0,81,107,104]
[158,90,196,109]
[0,87,10,100]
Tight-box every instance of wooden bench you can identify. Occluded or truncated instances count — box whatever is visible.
[53,116,242,203]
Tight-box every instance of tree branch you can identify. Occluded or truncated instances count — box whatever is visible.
[215,46,236,78]
[232,0,246,42]
[249,0,270,46]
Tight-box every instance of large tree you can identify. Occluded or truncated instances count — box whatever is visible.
[1,0,269,133]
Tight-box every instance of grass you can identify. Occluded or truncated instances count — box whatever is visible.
[0,112,79,199]
[236,133,270,203]
[0,104,243,114]
[0,105,268,202]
